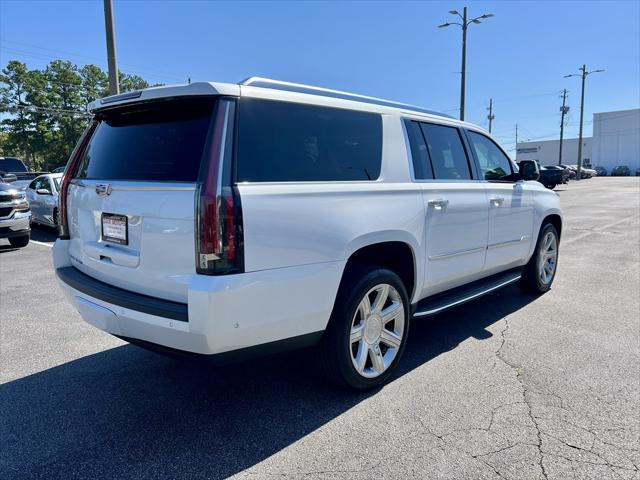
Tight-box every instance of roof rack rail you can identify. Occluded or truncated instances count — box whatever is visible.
[238,77,453,119]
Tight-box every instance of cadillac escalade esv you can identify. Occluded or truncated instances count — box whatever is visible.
[54,78,561,389]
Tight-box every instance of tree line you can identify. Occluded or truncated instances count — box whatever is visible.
[0,60,159,171]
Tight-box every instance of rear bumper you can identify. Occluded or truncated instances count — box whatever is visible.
[0,212,31,238]
[53,239,343,356]
[56,266,188,321]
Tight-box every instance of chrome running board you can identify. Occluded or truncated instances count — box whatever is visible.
[413,269,523,318]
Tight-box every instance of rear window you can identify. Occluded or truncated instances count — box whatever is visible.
[76,98,215,182]
[0,157,28,173]
[237,98,382,182]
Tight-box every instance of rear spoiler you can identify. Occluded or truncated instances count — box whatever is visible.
[88,82,240,113]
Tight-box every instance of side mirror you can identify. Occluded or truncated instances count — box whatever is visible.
[36,188,51,195]
[518,160,540,181]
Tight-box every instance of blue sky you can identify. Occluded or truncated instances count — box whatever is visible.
[1,0,639,153]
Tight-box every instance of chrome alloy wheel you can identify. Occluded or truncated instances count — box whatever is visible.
[538,230,558,285]
[349,284,405,379]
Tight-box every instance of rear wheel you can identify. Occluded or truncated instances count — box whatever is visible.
[320,266,410,390]
[8,234,30,248]
[521,223,559,293]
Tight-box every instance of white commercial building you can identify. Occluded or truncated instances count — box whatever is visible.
[592,109,640,172]
[516,137,591,167]
[516,108,639,173]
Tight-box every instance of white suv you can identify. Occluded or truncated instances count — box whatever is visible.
[53,78,561,389]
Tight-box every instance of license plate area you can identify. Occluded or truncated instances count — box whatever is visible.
[101,213,128,245]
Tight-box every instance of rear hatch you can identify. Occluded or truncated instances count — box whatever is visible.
[66,97,216,303]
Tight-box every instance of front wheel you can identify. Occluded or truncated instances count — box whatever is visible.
[521,223,559,293]
[320,266,410,390]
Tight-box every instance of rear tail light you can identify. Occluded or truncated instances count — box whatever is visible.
[58,121,98,239]
[196,98,243,275]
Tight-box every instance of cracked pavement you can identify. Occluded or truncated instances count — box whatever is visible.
[1,177,639,479]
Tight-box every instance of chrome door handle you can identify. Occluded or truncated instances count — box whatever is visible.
[428,198,449,209]
[489,196,504,206]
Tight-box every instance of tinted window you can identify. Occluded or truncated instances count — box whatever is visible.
[404,120,433,179]
[419,123,471,180]
[467,131,513,181]
[77,98,215,182]
[0,157,28,172]
[237,99,382,182]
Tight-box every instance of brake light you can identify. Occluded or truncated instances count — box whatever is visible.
[58,121,98,239]
[196,98,243,275]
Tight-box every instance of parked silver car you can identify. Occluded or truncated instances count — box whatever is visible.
[0,182,31,247]
[26,173,62,227]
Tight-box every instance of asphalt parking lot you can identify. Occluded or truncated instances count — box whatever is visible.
[1,177,638,480]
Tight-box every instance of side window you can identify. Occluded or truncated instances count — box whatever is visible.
[28,179,38,190]
[419,123,472,180]
[404,120,433,179]
[467,131,514,181]
[237,99,382,182]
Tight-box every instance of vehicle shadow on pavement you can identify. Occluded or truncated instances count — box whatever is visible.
[29,224,58,243]
[1,285,538,479]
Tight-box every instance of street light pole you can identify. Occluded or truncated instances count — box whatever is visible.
[103,0,119,95]
[564,66,604,180]
[460,7,467,121]
[438,8,494,122]
[577,66,587,180]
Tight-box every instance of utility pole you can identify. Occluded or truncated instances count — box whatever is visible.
[487,98,495,133]
[564,65,604,179]
[438,8,494,122]
[515,123,518,150]
[558,89,569,165]
[103,0,119,95]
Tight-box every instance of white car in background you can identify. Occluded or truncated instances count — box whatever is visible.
[26,173,62,227]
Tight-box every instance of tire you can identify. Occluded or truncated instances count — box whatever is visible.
[521,223,559,293]
[546,183,556,190]
[320,266,410,390]
[52,208,58,228]
[8,234,30,248]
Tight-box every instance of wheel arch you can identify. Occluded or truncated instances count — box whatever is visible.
[341,233,421,303]
[543,213,563,239]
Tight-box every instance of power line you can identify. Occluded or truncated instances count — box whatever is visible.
[1,39,186,82]
[4,104,92,118]
[0,44,181,84]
